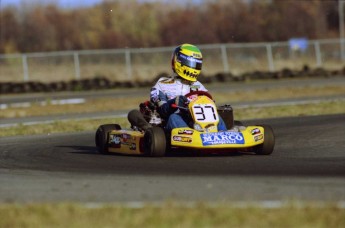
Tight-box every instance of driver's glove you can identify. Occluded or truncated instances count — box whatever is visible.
[175,96,188,107]
[158,96,188,119]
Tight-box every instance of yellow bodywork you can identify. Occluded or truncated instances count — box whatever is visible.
[171,126,264,149]
[171,94,264,149]
[108,130,144,155]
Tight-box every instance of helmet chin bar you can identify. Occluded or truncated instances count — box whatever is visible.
[175,64,199,82]
[174,74,193,85]
[183,69,198,79]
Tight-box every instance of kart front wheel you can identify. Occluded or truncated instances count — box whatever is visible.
[254,125,275,155]
[95,124,121,154]
[144,127,166,157]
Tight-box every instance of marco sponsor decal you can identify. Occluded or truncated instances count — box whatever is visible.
[201,132,244,146]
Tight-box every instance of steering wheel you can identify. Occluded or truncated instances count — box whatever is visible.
[184,91,213,100]
[171,91,213,110]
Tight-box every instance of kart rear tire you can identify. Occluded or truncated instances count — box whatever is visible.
[95,124,121,154]
[254,125,275,155]
[143,127,166,157]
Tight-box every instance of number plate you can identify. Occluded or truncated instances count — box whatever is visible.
[192,104,218,122]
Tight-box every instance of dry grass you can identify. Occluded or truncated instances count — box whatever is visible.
[0,118,129,137]
[1,85,344,119]
[234,100,345,120]
[214,86,345,103]
[1,97,143,119]
[1,100,344,137]
[1,83,344,137]
[0,202,344,228]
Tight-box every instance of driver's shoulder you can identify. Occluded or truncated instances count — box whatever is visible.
[190,81,207,91]
[157,77,176,85]
[193,80,205,86]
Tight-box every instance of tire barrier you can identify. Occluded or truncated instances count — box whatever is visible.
[1,66,344,95]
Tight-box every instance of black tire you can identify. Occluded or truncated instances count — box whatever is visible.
[143,127,166,157]
[254,124,275,155]
[95,124,121,154]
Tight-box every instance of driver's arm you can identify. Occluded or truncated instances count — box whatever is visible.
[150,87,173,118]
[150,87,187,119]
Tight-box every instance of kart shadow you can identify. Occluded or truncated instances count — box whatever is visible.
[57,145,143,157]
[57,146,255,157]
[57,145,99,155]
[166,149,254,157]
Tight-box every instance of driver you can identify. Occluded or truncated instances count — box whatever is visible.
[150,43,227,132]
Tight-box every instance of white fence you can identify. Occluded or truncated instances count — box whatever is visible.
[0,39,344,83]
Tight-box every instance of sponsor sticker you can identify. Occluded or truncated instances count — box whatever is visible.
[254,134,264,142]
[251,128,261,135]
[122,133,130,142]
[178,129,194,135]
[201,132,244,146]
[109,135,121,148]
[110,135,121,144]
[180,54,202,63]
[160,78,175,84]
[121,134,135,142]
[130,143,136,150]
[173,135,193,143]
[193,53,202,58]
[187,94,198,101]
[190,85,200,91]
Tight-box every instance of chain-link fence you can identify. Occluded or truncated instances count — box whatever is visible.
[0,39,344,83]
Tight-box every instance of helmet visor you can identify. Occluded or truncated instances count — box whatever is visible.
[177,53,202,70]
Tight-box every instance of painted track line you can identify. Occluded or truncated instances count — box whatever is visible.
[0,98,86,110]
[83,200,345,209]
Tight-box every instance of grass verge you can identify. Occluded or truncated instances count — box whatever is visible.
[1,85,345,119]
[0,202,344,228]
[1,100,344,137]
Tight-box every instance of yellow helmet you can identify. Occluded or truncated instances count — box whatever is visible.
[171,43,203,82]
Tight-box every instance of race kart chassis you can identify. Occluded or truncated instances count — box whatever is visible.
[95,91,275,156]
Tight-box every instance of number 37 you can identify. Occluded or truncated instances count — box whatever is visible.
[192,105,218,122]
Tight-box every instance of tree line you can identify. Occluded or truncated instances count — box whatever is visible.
[0,0,341,54]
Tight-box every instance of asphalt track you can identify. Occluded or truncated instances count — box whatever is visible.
[0,114,344,203]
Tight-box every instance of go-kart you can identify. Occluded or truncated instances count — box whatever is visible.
[95,91,275,156]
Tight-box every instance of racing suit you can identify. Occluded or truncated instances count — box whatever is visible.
[150,75,227,132]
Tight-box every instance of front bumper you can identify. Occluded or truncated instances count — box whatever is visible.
[171,126,264,149]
